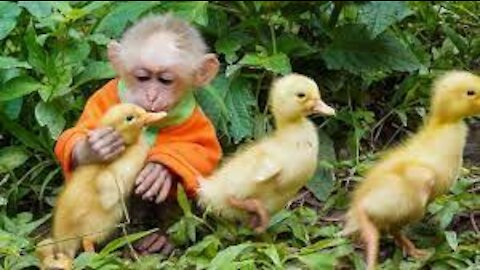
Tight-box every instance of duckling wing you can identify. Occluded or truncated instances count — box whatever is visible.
[96,169,123,210]
[252,152,282,183]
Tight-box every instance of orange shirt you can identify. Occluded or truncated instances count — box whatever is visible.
[54,78,222,198]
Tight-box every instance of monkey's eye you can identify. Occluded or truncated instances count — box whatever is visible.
[125,115,135,122]
[467,89,476,96]
[136,75,151,82]
[158,76,173,85]
[296,92,306,99]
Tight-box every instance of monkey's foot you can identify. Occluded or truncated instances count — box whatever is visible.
[393,232,429,259]
[82,238,95,253]
[228,197,270,233]
[133,232,175,256]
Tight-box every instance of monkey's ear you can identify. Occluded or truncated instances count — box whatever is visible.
[194,54,220,88]
[107,40,124,73]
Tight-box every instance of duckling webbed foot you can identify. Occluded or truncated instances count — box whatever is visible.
[228,197,269,233]
[393,232,429,259]
[82,238,95,253]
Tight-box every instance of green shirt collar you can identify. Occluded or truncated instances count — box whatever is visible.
[117,79,197,146]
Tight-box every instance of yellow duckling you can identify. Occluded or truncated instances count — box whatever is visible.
[197,73,336,233]
[342,71,480,270]
[37,103,166,270]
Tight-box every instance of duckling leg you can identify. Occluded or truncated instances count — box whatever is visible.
[392,232,429,259]
[355,206,379,270]
[228,197,269,233]
[82,238,95,253]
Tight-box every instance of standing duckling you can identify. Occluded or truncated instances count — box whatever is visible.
[37,104,166,270]
[342,71,480,270]
[197,73,336,233]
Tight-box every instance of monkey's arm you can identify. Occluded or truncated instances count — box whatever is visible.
[54,79,121,180]
[147,107,222,198]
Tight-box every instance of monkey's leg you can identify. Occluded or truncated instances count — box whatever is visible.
[355,206,379,270]
[392,232,428,259]
[228,197,269,233]
[82,238,95,253]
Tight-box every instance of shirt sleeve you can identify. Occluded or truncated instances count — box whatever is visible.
[147,107,223,198]
[54,79,120,180]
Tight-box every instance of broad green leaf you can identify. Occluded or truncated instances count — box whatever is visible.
[95,1,159,38]
[277,34,317,57]
[99,228,158,256]
[18,1,52,18]
[1,97,23,119]
[444,231,458,252]
[177,183,191,215]
[0,57,31,69]
[215,37,241,63]
[0,146,29,173]
[196,75,230,135]
[74,61,116,88]
[225,77,256,143]
[35,101,66,139]
[208,243,253,270]
[436,201,460,229]
[0,112,46,151]
[261,245,283,268]
[62,40,91,65]
[238,53,292,75]
[0,76,43,101]
[307,130,337,202]
[358,1,413,38]
[322,24,421,74]
[163,1,209,26]
[81,1,111,13]
[297,252,337,270]
[0,2,21,40]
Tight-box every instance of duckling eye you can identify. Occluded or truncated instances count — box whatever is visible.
[466,89,476,96]
[125,115,135,122]
[296,93,306,99]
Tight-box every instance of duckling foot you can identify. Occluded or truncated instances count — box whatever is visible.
[41,253,73,270]
[228,197,269,233]
[82,238,95,253]
[393,232,429,259]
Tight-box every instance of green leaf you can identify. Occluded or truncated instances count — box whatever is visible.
[322,24,421,74]
[0,76,43,101]
[95,1,159,38]
[0,112,46,151]
[74,61,116,88]
[99,228,159,256]
[238,53,292,75]
[196,75,230,135]
[0,146,29,173]
[24,23,47,72]
[177,183,191,215]
[444,231,458,252]
[0,57,31,69]
[358,1,413,38]
[215,37,241,64]
[307,130,337,202]
[163,1,209,26]
[81,1,111,13]
[1,98,22,120]
[442,25,468,54]
[277,34,317,57]
[0,2,21,40]
[225,77,256,143]
[18,1,52,19]
[208,243,253,270]
[297,252,337,270]
[34,101,66,139]
[261,245,283,268]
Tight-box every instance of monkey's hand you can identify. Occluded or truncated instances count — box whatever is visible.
[72,127,125,167]
[134,162,173,204]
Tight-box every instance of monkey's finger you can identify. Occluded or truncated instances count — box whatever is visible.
[87,127,114,143]
[146,235,167,253]
[135,233,160,252]
[91,134,123,152]
[95,138,124,158]
[161,242,175,256]
[102,144,126,161]
[143,168,166,200]
[136,165,162,196]
[156,175,172,204]
[136,163,155,185]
